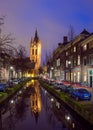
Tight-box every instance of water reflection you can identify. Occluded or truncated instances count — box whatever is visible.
[0,86,29,130]
[26,79,34,87]
[0,80,93,130]
[41,87,93,130]
[30,81,41,123]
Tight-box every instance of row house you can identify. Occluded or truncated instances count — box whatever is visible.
[50,29,93,87]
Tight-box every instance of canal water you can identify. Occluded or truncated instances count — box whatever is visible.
[0,80,93,130]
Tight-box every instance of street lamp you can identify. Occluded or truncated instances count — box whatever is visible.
[51,67,54,70]
[50,67,54,79]
[68,61,71,85]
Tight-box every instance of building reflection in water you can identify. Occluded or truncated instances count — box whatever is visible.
[0,80,93,130]
[30,81,42,123]
[26,79,34,87]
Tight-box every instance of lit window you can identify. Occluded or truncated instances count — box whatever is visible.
[57,58,60,66]
[66,51,68,56]
[84,72,87,82]
[77,72,80,82]
[77,55,80,65]
[66,60,68,67]
[83,44,87,51]
[74,46,76,52]
[74,73,76,82]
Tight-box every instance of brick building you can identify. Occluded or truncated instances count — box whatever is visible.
[48,29,93,87]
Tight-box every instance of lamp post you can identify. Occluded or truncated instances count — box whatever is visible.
[50,67,54,79]
[68,61,71,85]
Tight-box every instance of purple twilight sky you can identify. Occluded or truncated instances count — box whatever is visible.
[0,0,93,64]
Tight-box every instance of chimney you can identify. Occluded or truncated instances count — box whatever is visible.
[63,36,68,43]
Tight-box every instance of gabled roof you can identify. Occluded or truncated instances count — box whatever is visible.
[80,29,90,35]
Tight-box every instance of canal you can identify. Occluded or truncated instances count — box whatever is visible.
[0,80,93,130]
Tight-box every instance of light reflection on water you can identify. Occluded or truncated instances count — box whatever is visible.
[0,80,93,130]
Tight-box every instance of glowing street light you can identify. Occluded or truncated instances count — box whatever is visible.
[51,67,54,70]
[10,66,13,70]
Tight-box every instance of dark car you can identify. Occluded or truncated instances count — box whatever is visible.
[71,88,91,101]
[60,84,73,93]
[0,83,7,92]
[54,82,63,90]
[64,85,73,94]
[7,81,14,88]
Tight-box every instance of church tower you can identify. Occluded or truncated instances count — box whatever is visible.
[30,29,42,75]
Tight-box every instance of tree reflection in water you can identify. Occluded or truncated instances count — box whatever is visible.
[0,87,30,130]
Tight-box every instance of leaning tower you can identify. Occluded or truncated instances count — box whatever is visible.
[30,29,42,75]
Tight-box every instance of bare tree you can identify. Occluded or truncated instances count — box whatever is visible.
[14,45,27,77]
[44,50,52,66]
[0,16,15,64]
[16,45,27,59]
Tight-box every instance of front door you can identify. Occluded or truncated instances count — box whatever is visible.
[88,69,93,87]
[90,76,93,87]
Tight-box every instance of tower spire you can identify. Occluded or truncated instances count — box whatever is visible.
[34,28,39,43]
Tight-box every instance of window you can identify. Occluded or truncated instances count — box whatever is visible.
[66,72,68,80]
[89,42,93,49]
[66,60,68,67]
[74,46,76,52]
[57,58,60,66]
[84,72,87,82]
[83,44,87,51]
[35,49,37,55]
[89,55,93,65]
[83,57,87,65]
[66,51,68,56]
[32,49,34,55]
[77,55,80,65]
[77,72,80,82]
[74,57,76,66]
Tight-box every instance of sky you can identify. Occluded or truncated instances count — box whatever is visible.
[0,0,93,64]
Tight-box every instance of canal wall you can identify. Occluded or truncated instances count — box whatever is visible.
[0,78,31,108]
[39,80,93,126]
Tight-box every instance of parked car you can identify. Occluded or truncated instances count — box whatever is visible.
[49,79,55,85]
[71,88,91,101]
[0,83,7,92]
[54,82,63,90]
[7,81,14,88]
[12,78,21,84]
[64,85,73,94]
